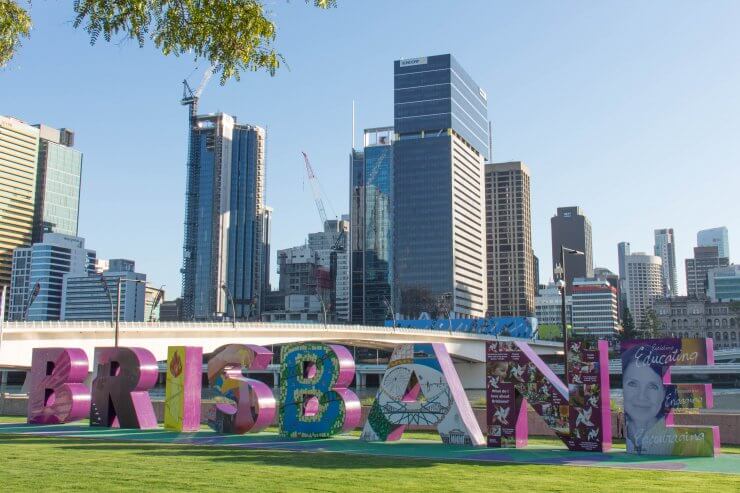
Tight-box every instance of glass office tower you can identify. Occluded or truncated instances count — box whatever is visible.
[181,113,266,320]
[393,54,489,318]
[351,127,393,325]
[32,125,82,242]
[8,233,95,321]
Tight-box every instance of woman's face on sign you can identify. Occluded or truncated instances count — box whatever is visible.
[623,363,665,423]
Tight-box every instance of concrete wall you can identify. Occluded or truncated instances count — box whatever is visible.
[3,396,738,445]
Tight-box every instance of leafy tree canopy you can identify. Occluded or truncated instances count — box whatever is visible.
[0,0,336,82]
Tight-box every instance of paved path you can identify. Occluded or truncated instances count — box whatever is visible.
[0,423,737,475]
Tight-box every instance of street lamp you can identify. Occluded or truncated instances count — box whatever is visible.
[114,277,148,347]
[382,296,396,330]
[555,245,584,384]
[148,284,165,322]
[221,284,236,328]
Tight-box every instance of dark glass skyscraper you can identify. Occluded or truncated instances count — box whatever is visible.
[393,54,489,318]
[181,113,266,320]
[550,206,593,294]
[351,127,393,325]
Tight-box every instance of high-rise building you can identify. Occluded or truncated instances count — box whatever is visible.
[550,206,593,294]
[484,161,534,317]
[654,228,677,297]
[393,54,489,318]
[571,278,620,339]
[617,241,630,315]
[625,253,663,325]
[159,298,183,321]
[350,127,393,325]
[61,259,146,321]
[0,116,39,291]
[533,254,540,296]
[31,125,82,242]
[180,112,266,320]
[707,265,740,302]
[697,227,730,260]
[686,246,730,299]
[8,233,95,321]
[262,206,273,297]
[535,281,572,326]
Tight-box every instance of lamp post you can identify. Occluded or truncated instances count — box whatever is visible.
[382,296,396,330]
[221,284,236,328]
[148,284,166,322]
[113,277,148,347]
[97,274,115,329]
[555,245,584,384]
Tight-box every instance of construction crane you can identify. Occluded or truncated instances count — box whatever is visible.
[180,64,217,117]
[301,151,329,226]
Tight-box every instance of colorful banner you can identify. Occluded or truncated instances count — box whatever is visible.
[486,340,611,452]
[361,343,485,446]
[620,338,719,457]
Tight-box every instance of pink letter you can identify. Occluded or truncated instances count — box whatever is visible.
[486,340,612,452]
[90,347,158,429]
[164,346,203,432]
[27,348,90,424]
[206,344,276,434]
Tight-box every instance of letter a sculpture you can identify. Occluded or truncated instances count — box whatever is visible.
[361,343,485,446]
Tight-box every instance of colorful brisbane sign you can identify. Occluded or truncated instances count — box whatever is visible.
[26,337,720,457]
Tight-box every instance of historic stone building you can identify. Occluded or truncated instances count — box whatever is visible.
[653,297,739,349]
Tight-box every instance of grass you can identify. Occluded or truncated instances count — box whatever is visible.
[1,416,738,492]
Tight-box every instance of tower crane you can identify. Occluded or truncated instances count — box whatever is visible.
[301,151,329,226]
[180,64,217,118]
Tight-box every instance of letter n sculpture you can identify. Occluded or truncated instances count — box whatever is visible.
[90,347,158,429]
[361,343,485,446]
[206,344,276,434]
[621,338,719,457]
[486,340,611,451]
[279,342,360,438]
[27,348,90,424]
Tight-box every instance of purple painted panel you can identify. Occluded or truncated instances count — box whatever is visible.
[621,338,719,457]
[486,340,611,452]
[27,348,90,424]
[206,344,276,434]
[90,347,158,429]
[164,346,203,432]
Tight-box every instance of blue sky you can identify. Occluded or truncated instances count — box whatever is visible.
[2,1,739,299]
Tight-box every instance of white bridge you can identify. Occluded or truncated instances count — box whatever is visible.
[0,321,562,389]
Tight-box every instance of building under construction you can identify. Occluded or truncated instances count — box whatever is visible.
[180,82,269,320]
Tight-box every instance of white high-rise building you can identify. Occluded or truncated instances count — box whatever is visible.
[571,278,619,338]
[625,253,663,325]
[654,228,677,296]
[697,227,730,260]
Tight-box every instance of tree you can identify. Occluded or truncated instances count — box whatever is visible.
[638,308,661,339]
[620,307,636,342]
[0,0,336,82]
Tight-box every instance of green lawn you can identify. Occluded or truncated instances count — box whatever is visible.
[1,416,737,492]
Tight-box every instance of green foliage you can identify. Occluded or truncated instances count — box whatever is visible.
[638,308,661,339]
[619,307,636,341]
[0,0,336,81]
[537,323,571,342]
[0,0,31,68]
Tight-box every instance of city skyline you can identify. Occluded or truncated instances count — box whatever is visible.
[2,2,739,299]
